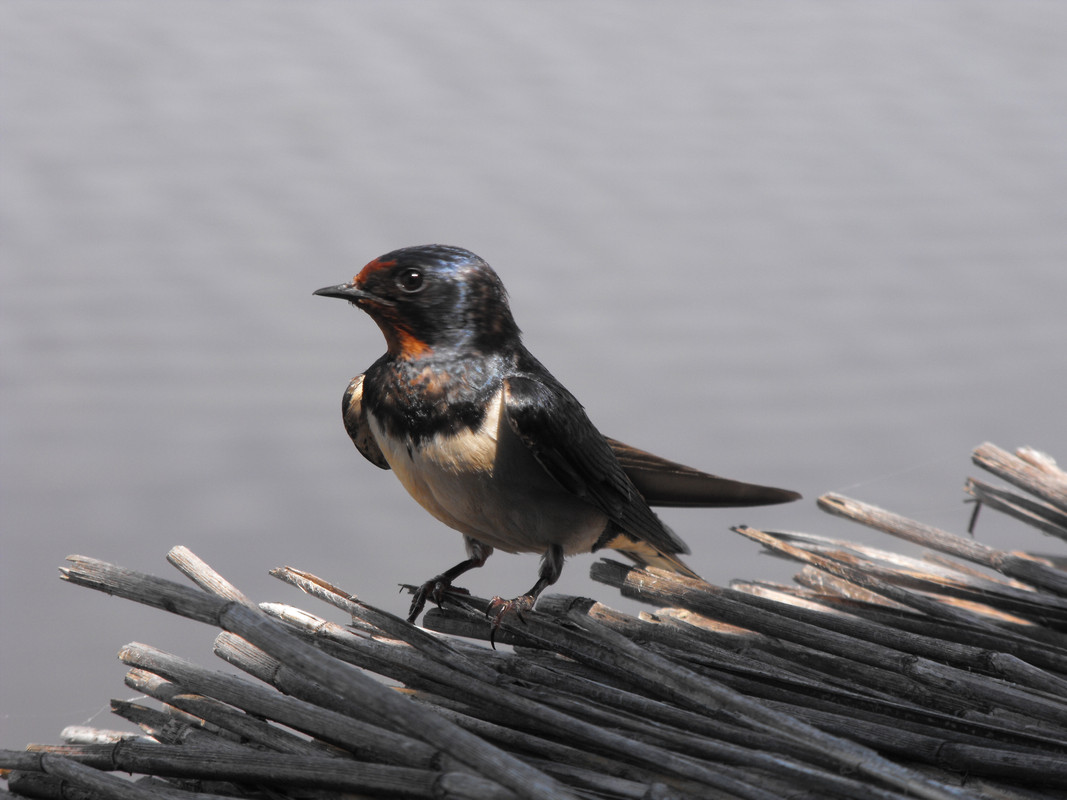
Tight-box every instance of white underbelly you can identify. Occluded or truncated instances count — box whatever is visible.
[367,388,607,555]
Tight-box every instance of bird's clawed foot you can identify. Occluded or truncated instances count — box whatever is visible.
[400,577,471,623]
[485,594,535,648]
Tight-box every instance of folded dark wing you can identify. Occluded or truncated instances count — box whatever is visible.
[343,374,391,470]
[503,376,690,557]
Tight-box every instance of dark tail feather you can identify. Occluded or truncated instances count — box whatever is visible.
[608,437,801,508]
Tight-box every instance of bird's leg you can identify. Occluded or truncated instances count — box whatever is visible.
[402,539,492,623]
[486,544,564,646]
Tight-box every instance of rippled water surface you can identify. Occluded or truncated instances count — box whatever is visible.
[4,2,1066,744]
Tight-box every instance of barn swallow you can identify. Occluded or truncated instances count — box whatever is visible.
[315,245,800,630]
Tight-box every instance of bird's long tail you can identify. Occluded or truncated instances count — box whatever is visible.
[598,533,702,580]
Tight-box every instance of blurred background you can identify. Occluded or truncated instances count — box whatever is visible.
[3,2,1066,746]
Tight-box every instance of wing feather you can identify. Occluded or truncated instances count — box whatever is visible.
[343,374,391,470]
[502,375,689,557]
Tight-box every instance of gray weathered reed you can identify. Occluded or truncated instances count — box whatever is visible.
[2,442,1066,799]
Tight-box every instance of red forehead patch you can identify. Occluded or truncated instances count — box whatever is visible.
[354,257,397,285]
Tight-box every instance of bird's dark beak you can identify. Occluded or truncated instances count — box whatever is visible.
[313,283,388,305]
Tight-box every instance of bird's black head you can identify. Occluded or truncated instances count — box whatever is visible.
[314,245,521,359]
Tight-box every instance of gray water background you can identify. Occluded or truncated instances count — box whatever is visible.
[3,2,1066,745]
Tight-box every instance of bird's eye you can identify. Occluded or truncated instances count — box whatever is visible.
[396,267,424,293]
